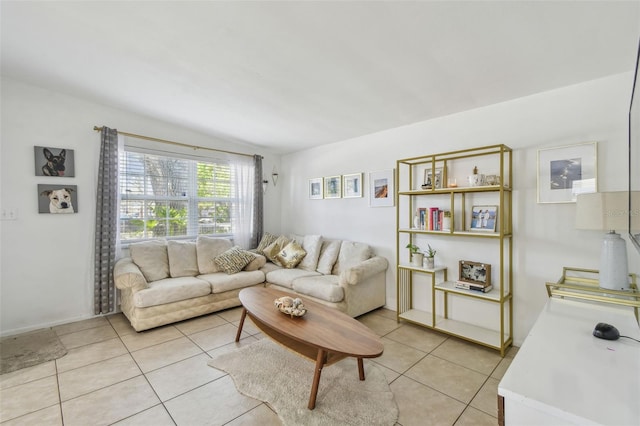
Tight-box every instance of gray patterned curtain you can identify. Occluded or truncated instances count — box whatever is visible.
[252,155,264,248]
[94,127,119,315]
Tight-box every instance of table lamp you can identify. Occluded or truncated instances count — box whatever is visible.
[575,191,632,291]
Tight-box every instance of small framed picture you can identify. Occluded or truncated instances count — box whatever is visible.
[38,184,78,214]
[342,173,363,198]
[369,169,395,207]
[470,205,498,231]
[459,260,491,286]
[324,175,342,199]
[309,177,323,199]
[34,146,75,177]
[423,167,443,189]
[537,142,597,203]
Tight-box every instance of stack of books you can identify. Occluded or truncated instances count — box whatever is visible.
[455,280,493,293]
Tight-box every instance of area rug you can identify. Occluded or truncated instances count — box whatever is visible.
[208,339,398,426]
[0,328,67,374]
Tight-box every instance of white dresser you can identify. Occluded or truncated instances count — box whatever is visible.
[498,298,640,425]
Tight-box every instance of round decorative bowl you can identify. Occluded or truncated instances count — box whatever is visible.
[274,296,307,317]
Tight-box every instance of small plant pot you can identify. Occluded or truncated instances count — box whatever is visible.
[411,253,424,267]
[425,256,435,269]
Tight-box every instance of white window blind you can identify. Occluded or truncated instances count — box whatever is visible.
[118,149,235,242]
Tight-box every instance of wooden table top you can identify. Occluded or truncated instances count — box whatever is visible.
[239,286,383,359]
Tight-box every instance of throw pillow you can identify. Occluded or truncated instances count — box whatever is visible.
[167,240,199,277]
[255,232,278,255]
[214,246,255,274]
[297,235,323,272]
[263,235,290,266]
[316,239,342,275]
[129,240,169,282]
[244,252,267,271]
[276,240,307,269]
[196,236,233,274]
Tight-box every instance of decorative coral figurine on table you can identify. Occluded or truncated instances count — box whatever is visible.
[274,296,307,317]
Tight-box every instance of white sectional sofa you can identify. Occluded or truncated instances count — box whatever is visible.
[114,234,388,331]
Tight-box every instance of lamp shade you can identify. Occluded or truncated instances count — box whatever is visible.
[575,191,632,231]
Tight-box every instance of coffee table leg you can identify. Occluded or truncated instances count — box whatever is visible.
[308,349,327,410]
[358,357,365,381]
[235,308,247,343]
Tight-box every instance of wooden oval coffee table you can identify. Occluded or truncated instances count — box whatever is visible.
[235,286,384,409]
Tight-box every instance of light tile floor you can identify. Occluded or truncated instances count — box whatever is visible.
[0,307,517,425]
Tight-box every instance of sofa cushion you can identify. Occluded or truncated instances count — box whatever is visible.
[167,240,199,278]
[276,240,307,269]
[292,275,344,303]
[332,241,372,275]
[129,240,170,282]
[263,235,290,266]
[266,268,321,289]
[316,239,342,275]
[198,270,265,293]
[132,276,211,308]
[196,236,233,274]
[297,235,323,272]
[244,252,267,271]
[256,232,278,255]
[215,246,255,274]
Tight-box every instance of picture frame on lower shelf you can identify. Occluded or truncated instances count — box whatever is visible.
[470,205,498,231]
[459,260,491,286]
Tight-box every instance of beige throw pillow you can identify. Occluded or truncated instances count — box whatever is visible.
[129,240,169,282]
[263,235,290,266]
[167,240,199,277]
[276,240,307,269]
[214,246,255,274]
[244,252,267,271]
[256,232,278,255]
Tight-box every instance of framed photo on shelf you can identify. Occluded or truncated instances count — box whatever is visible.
[342,173,363,198]
[309,177,323,199]
[459,260,491,286]
[470,205,498,231]
[324,175,342,199]
[423,167,444,189]
[537,141,597,203]
[369,169,394,207]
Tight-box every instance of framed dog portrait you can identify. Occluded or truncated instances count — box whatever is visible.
[459,260,491,286]
[34,146,75,177]
[38,184,78,214]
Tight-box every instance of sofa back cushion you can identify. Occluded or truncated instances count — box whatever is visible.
[290,234,323,272]
[316,239,342,275]
[129,240,169,282]
[332,241,372,275]
[167,240,199,277]
[196,236,233,274]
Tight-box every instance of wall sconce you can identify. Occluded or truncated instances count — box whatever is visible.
[272,166,279,186]
[262,179,269,194]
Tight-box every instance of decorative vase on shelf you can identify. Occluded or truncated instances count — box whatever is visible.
[413,214,420,229]
[411,252,424,267]
[425,256,435,269]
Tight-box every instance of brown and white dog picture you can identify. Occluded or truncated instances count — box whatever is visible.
[38,184,78,214]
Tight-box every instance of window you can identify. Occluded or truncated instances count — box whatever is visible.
[119,150,239,242]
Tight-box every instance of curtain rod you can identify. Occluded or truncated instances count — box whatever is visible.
[93,126,258,158]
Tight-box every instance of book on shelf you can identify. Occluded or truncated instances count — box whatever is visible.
[418,208,426,229]
[455,280,493,292]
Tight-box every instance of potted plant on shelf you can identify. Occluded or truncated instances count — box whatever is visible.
[405,243,424,267]
[425,244,437,269]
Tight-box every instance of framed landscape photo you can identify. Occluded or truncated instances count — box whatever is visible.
[369,169,394,207]
[537,142,597,203]
[423,167,443,189]
[459,260,491,286]
[324,175,342,199]
[342,173,363,198]
[309,177,323,199]
[470,205,498,231]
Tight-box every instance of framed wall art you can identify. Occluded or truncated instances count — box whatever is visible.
[309,177,323,199]
[537,142,597,203]
[369,169,395,207]
[34,146,75,177]
[342,173,363,198]
[324,175,342,199]
[38,184,78,214]
[470,205,498,232]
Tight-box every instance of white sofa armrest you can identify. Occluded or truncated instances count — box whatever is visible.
[114,258,148,291]
[338,256,389,286]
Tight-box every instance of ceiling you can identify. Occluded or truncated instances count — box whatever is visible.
[2,1,639,154]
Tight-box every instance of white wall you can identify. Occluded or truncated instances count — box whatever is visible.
[0,77,282,336]
[280,72,640,345]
